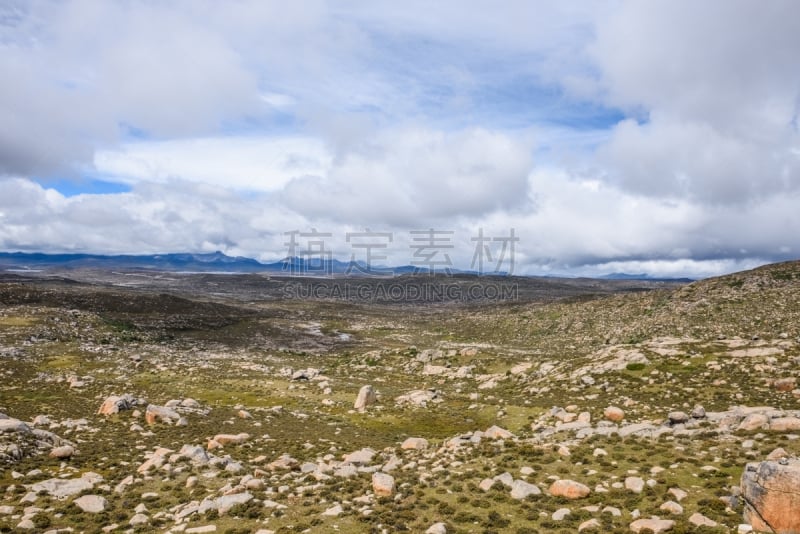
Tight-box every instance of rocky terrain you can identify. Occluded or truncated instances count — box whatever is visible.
[1,261,800,533]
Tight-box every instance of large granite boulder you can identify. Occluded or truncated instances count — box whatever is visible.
[741,458,800,533]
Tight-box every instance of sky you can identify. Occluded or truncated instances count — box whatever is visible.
[1,0,799,278]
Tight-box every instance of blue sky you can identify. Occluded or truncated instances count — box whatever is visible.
[1,1,799,278]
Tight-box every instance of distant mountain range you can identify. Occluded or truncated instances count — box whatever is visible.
[0,251,693,280]
[0,251,464,276]
[597,272,694,282]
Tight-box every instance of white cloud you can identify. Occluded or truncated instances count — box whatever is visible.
[2,1,800,276]
[586,0,800,203]
[95,137,330,192]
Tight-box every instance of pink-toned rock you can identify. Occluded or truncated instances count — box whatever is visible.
[49,445,75,459]
[401,437,429,450]
[770,417,800,432]
[738,413,769,431]
[688,513,717,528]
[549,479,591,499]
[209,433,250,448]
[97,394,137,416]
[485,425,514,439]
[741,458,800,533]
[604,406,625,422]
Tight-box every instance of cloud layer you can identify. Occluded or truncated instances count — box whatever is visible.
[1,1,799,277]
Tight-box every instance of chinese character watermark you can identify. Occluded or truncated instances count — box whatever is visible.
[345,230,394,276]
[470,228,519,275]
[409,228,454,274]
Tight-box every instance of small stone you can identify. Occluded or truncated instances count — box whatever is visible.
[425,523,447,534]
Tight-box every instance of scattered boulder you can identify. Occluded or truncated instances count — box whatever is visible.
[770,417,800,432]
[549,479,591,499]
[396,389,440,407]
[552,508,571,520]
[741,458,800,533]
[215,492,253,515]
[604,406,625,422]
[667,411,689,425]
[291,368,320,381]
[48,445,75,459]
[510,479,541,499]
[689,513,718,528]
[209,433,250,449]
[74,495,107,513]
[137,447,173,473]
[97,394,137,416]
[766,447,789,461]
[579,518,601,531]
[691,405,706,419]
[629,518,675,533]
[739,413,770,431]
[372,472,395,496]
[774,377,797,392]
[401,437,429,450]
[426,523,447,534]
[145,405,181,425]
[267,454,298,471]
[344,448,375,465]
[625,477,645,493]
[354,385,377,411]
[30,473,98,499]
[485,425,514,439]
[0,418,31,434]
[659,500,683,514]
[322,504,343,516]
